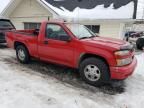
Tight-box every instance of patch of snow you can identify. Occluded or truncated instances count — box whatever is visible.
[0,49,113,108]
[134,53,144,76]
[113,53,144,108]
[0,48,144,108]
[42,0,134,21]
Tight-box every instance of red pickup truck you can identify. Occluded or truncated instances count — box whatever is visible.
[6,21,137,86]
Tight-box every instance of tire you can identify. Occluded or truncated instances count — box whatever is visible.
[136,38,144,50]
[79,57,110,86]
[16,45,30,64]
[126,36,129,42]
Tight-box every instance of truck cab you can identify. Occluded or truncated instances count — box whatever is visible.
[6,20,137,86]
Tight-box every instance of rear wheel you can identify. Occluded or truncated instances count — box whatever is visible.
[79,58,110,86]
[16,45,30,64]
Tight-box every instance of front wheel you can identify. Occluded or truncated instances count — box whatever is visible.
[79,58,110,86]
[16,45,30,64]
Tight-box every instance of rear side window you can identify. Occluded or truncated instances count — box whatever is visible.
[0,20,14,28]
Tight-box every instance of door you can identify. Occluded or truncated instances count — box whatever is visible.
[39,23,75,67]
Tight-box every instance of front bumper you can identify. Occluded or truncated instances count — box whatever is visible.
[110,57,137,80]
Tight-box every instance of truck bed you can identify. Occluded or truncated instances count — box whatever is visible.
[6,29,39,58]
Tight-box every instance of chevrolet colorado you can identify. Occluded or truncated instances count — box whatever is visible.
[6,21,137,86]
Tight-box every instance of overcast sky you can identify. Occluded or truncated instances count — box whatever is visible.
[0,0,10,13]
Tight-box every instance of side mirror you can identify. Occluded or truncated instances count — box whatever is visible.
[60,35,71,42]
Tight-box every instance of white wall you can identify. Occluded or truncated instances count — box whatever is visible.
[80,21,126,39]
[99,22,125,39]
[133,24,144,31]
[9,0,53,29]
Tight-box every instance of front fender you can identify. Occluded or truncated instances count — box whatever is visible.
[75,46,116,68]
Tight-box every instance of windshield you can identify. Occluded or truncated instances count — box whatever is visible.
[65,24,96,39]
[0,20,14,29]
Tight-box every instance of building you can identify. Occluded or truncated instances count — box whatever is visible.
[0,0,140,39]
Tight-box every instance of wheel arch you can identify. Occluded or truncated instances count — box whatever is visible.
[14,41,30,55]
[78,53,109,68]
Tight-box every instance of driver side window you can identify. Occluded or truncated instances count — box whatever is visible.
[46,24,67,40]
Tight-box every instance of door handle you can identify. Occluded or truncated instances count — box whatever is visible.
[44,41,48,44]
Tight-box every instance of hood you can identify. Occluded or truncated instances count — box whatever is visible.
[81,36,127,51]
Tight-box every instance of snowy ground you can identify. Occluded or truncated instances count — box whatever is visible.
[0,44,144,108]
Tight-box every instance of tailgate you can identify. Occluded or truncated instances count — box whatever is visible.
[6,30,38,49]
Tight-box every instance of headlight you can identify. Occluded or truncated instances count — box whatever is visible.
[115,50,130,56]
[116,57,133,66]
[114,50,133,66]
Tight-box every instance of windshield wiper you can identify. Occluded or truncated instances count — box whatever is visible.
[79,37,89,39]
[89,35,97,38]
[79,35,97,40]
